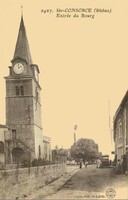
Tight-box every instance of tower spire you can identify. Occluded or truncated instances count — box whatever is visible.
[21,5,23,18]
[12,14,32,65]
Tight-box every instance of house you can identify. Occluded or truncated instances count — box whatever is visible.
[113,90,128,170]
[43,136,52,161]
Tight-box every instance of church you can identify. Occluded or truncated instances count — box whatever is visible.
[0,15,51,165]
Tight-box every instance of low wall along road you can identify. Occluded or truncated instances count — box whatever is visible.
[0,164,67,199]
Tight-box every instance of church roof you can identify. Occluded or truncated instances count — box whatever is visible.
[12,16,32,65]
[0,124,7,128]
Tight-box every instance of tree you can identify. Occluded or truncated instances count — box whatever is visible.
[52,146,69,163]
[70,138,99,162]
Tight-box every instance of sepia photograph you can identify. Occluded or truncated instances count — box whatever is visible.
[0,0,128,199]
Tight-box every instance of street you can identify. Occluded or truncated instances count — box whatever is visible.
[42,165,128,199]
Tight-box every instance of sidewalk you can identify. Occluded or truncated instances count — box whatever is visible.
[24,165,80,200]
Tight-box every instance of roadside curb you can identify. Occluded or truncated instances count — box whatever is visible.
[24,167,79,200]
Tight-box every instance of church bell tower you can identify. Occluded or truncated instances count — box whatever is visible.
[5,15,43,162]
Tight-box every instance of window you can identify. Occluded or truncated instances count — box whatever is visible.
[118,122,122,138]
[15,86,19,95]
[15,86,24,96]
[117,146,123,160]
[20,86,24,95]
[0,142,4,154]
[12,129,16,140]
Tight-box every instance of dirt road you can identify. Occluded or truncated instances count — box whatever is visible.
[43,165,128,199]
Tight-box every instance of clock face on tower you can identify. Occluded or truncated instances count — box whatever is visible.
[13,63,24,74]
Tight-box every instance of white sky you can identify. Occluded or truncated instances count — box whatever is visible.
[0,0,128,158]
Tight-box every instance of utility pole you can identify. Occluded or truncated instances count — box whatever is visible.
[4,130,6,173]
[74,125,77,144]
[108,100,113,145]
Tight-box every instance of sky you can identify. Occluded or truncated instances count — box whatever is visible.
[0,0,128,158]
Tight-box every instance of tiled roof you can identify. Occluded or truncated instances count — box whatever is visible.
[113,90,128,121]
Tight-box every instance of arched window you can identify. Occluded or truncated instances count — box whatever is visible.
[20,86,24,95]
[12,129,16,140]
[15,86,19,96]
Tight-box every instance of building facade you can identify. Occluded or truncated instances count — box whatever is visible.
[43,136,52,161]
[113,91,128,169]
[3,16,51,164]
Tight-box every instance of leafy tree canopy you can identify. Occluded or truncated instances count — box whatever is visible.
[70,138,99,162]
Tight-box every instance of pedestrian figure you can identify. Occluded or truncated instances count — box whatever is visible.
[97,159,101,168]
[122,155,127,174]
[85,161,88,168]
[120,156,123,173]
[116,159,121,174]
[109,159,112,166]
[79,159,82,169]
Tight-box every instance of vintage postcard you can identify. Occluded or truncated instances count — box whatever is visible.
[0,0,128,199]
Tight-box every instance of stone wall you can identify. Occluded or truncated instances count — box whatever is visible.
[0,164,67,199]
